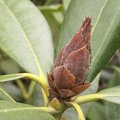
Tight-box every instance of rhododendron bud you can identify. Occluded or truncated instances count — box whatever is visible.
[48,17,92,100]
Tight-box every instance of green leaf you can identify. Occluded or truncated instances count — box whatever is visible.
[56,0,120,82]
[0,74,24,82]
[41,12,60,49]
[108,71,120,87]
[106,70,120,119]
[0,88,15,102]
[105,71,120,120]
[0,59,20,74]
[105,102,120,120]
[0,100,55,120]
[0,83,21,101]
[110,65,120,74]
[39,4,64,12]
[87,102,107,120]
[87,73,120,120]
[87,100,120,120]
[99,86,120,104]
[63,0,71,10]
[0,0,54,75]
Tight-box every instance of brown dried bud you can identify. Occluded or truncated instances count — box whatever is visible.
[48,17,92,100]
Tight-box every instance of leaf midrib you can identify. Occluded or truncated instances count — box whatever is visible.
[0,107,43,112]
[91,0,108,34]
[0,88,15,102]
[1,1,42,75]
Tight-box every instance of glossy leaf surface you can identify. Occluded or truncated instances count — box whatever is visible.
[0,100,55,120]
[0,0,54,75]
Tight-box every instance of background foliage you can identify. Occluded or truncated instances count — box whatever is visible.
[0,0,120,120]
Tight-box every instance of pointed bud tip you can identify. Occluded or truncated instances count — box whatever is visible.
[82,16,92,28]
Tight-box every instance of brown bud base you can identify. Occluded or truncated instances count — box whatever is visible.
[48,17,92,101]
